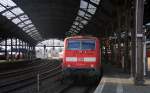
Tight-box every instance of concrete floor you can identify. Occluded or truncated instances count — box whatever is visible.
[94,64,150,93]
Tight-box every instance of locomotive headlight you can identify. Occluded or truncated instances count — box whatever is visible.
[84,57,96,62]
[90,64,94,67]
[67,64,71,67]
[66,57,77,62]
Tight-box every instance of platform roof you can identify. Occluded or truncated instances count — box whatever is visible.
[0,0,150,45]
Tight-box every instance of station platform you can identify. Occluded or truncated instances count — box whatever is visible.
[94,64,150,93]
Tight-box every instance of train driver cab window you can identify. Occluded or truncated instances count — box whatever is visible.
[81,40,95,50]
[67,40,80,50]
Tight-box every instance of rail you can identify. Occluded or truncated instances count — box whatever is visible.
[0,59,62,93]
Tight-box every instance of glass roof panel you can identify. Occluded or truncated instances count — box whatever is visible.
[19,15,29,21]
[18,23,25,28]
[87,4,97,14]
[31,33,38,37]
[72,25,77,29]
[25,30,30,33]
[32,35,39,38]
[29,27,36,31]
[23,26,31,31]
[29,32,38,36]
[25,27,36,32]
[23,25,34,31]
[24,20,32,24]
[28,32,36,35]
[85,13,92,18]
[27,24,34,28]
[73,21,79,25]
[12,18,21,24]
[81,20,88,25]
[0,5,6,12]
[0,0,16,8]
[79,24,84,28]
[11,7,24,15]
[25,29,38,33]
[78,10,85,17]
[76,27,81,30]
[76,16,82,21]
[80,0,88,10]
[2,11,15,19]
[90,0,100,5]
[23,24,34,30]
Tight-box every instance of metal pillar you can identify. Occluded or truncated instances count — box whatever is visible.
[25,42,27,59]
[31,46,33,59]
[5,38,7,60]
[18,39,21,59]
[44,45,46,58]
[134,0,144,85]
[33,46,36,58]
[110,41,115,64]
[10,38,13,61]
[22,41,24,59]
[27,43,29,59]
[29,46,31,60]
[124,11,130,72]
[117,13,122,66]
[15,38,17,60]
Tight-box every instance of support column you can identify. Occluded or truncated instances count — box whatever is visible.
[134,0,144,85]
[27,43,29,59]
[124,11,130,73]
[15,38,17,60]
[25,42,27,59]
[21,41,24,59]
[5,38,7,60]
[33,46,35,59]
[10,38,13,61]
[18,39,21,59]
[29,46,31,60]
[116,14,122,66]
[31,46,33,59]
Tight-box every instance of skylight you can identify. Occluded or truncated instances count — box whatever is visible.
[78,10,85,17]
[0,0,42,41]
[0,0,16,7]
[74,21,79,25]
[80,0,88,9]
[90,0,101,5]
[87,4,96,14]
[23,25,34,31]
[19,15,29,21]
[18,23,25,28]
[12,18,21,24]
[0,5,5,12]
[2,11,15,19]
[79,24,84,28]
[11,7,24,15]
[24,20,32,24]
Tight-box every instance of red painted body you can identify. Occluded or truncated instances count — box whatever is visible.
[62,36,101,76]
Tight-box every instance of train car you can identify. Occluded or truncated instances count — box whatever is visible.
[62,36,102,80]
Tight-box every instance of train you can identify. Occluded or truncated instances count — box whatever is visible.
[62,36,102,81]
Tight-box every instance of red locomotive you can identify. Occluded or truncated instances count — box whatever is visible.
[62,36,102,80]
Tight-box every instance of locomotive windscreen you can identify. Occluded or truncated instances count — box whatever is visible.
[67,39,95,50]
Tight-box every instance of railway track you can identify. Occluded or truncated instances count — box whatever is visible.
[0,59,62,93]
[51,80,97,93]
[0,59,42,73]
[0,59,100,93]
